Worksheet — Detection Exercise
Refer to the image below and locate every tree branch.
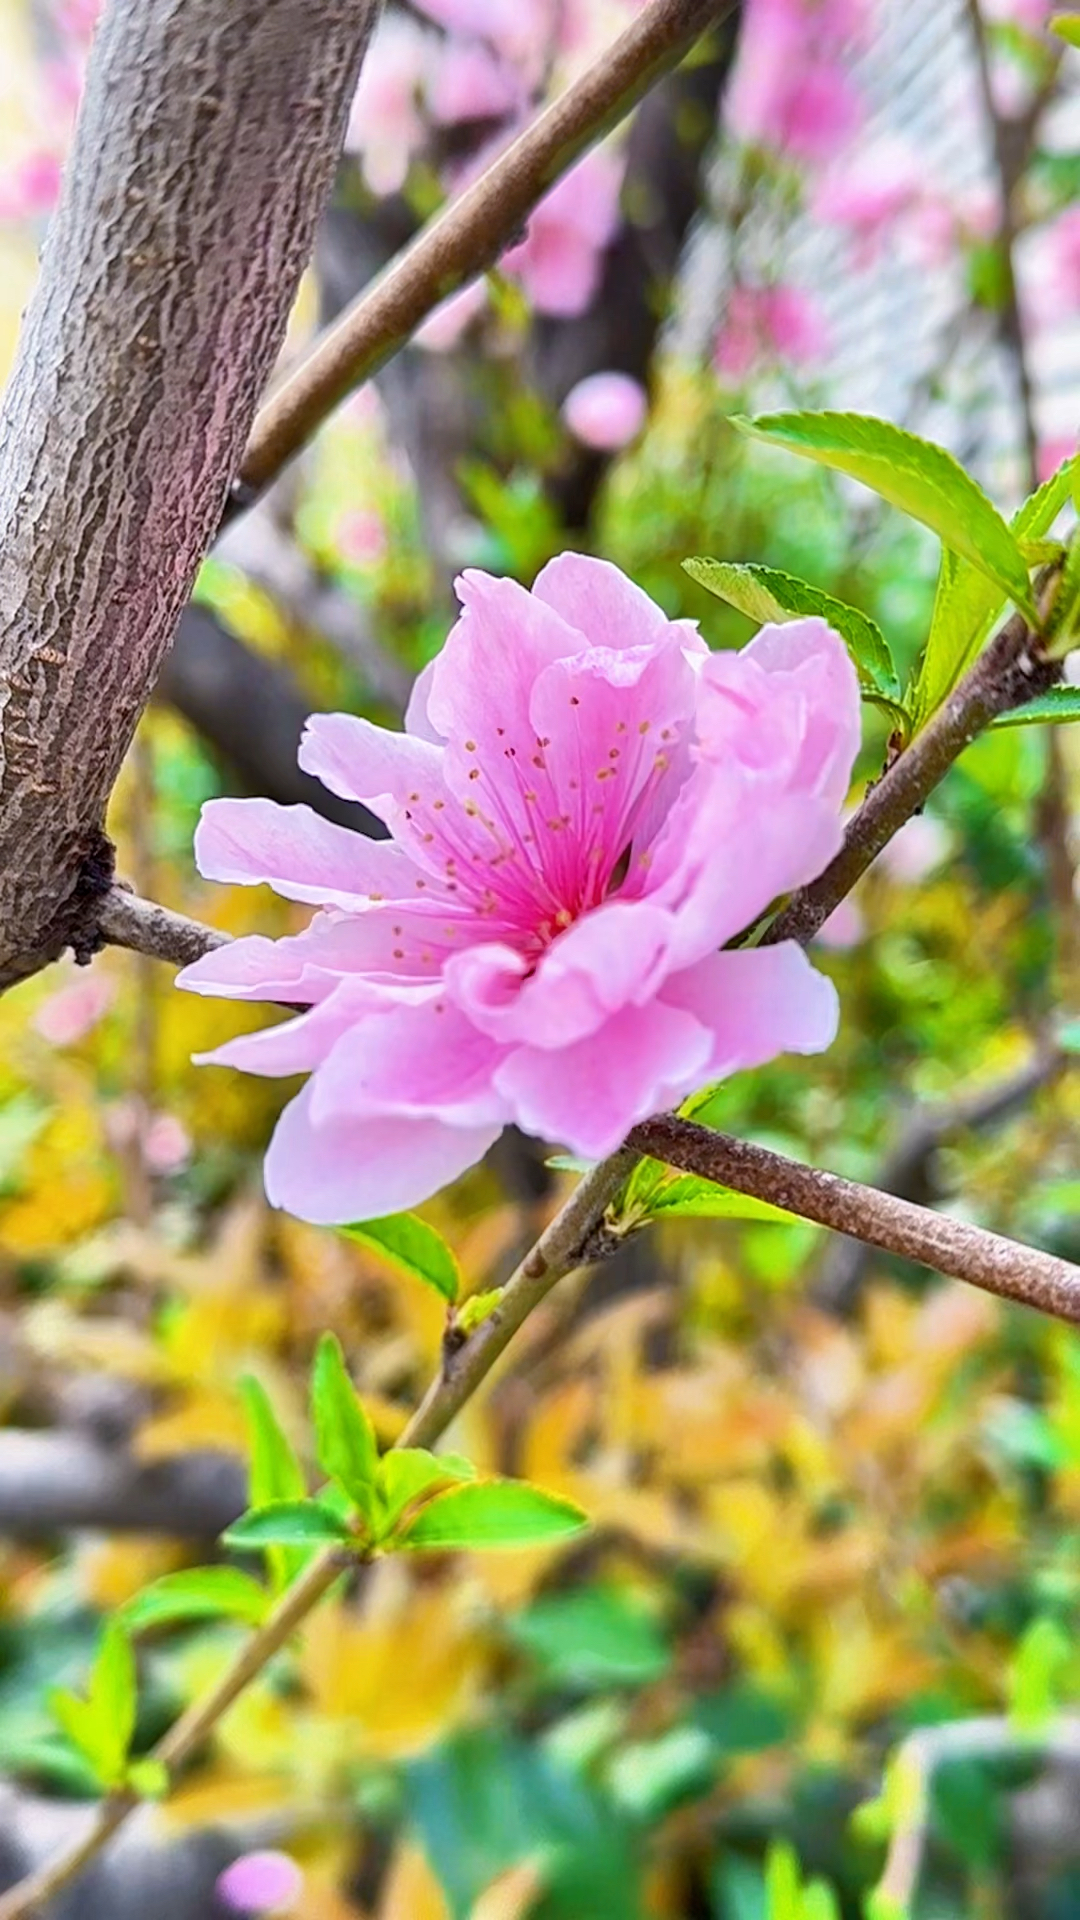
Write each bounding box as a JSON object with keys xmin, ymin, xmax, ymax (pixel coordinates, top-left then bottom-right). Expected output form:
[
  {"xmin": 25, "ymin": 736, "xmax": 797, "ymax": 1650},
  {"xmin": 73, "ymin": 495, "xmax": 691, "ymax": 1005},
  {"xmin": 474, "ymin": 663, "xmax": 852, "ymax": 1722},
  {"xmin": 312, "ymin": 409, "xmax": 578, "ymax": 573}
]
[
  {"xmin": 96, "ymin": 890, "xmax": 230, "ymax": 969},
  {"xmin": 231, "ymin": 0, "xmax": 739, "ymax": 510},
  {"xmin": 630, "ymin": 1115, "xmax": 1080, "ymax": 1322},
  {"xmin": 0, "ymin": 0, "xmax": 380, "ymax": 990}
]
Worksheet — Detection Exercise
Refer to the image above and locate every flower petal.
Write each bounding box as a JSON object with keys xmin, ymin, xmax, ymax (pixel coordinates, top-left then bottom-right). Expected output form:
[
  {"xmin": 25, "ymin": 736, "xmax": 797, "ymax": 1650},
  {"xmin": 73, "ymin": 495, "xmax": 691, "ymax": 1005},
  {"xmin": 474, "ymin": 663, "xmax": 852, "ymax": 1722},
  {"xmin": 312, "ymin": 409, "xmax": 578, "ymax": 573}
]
[
  {"xmin": 309, "ymin": 992, "xmax": 510, "ymax": 1128},
  {"xmin": 265, "ymin": 1081, "xmax": 500, "ymax": 1224},
  {"xmin": 532, "ymin": 552, "xmax": 704, "ymax": 658},
  {"xmin": 494, "ymin": 998, "xmax": 711, "ymax": 1159},
  {"xmin": 660, "ymin": 943, "xmax": 839, "ymax": 1077},
  {"xmin": 194, "ymin": 799, "xmax": 421, "ymax": 911}
]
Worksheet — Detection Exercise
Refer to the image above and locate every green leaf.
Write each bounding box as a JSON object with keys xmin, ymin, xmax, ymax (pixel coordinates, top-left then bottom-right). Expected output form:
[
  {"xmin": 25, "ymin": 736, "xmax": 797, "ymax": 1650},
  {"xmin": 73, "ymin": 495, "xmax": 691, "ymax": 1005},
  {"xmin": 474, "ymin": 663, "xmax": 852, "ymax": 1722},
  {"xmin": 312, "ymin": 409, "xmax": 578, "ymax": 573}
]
[
  {"xmin": 509, "ymin": 1584, "xmax": 671, "ymax": 1689},
  {"xmin": 239, "ymin": 1374, "xmax": 309, "ymax": 1591},
  {"xmin": 642, "ymin": 1172, "xmax": 795, "ymax": 1226},
  {"xmin": 377, "ymin": 1448, "xmax": 477, "ymax": 1529},
  {"xmin": 1008, "ymin": 1615, "xmax": 1071, "ymax": 1732},
  {"xmin": 1060, "ymin": 1019, "xmax": 1080, "ymax": 1054},
  {"xmin": 127, "ymin": 1757, "xmax": 170, "ymax": 1799},
  {"xmin": 1050, "ymin": 12, "xmax": 1080, "ymax": 47},
  {"xmin": 909, "ymin": 452, "xmax": 1077, "ymax": 728},
  {"xmin": 733, "ymin": 411, "xmax": 1034, "ymax": 616},
  {"xmin": 341, "ymin": 1212, "xmax": 460, "ymax": 1304},
  {"xmin": 396, "ymin": 1478, "xmax": 589, "ymax": 1552},
  {"xmin": 682, "ymin": 556, "xmax": 902, "ymax": 703},
  {"xmin": 311, "ymin": 1332, "xmax": 379, "ymax": 1518},
  {"xmin": 455, "ymin": 1287, "xmax": 504, "ymax": 1336},
  {"xmin": 991, "ymin": 686, "xmax": 1080, "ymax": 728},
  {"xmin": 764, "ymin": 1840, "xmax": 801, "ymax": 1920},
  {"xmin": 120, "ymin": 1567, "xmax": 270, "ymax": 1634},
  {"xmin": 51, "ymin": 1622, "xmax": 137, "ymax": 1788},
  {"xmin": 223, "ymin": 1499, "xmax": 355, "ymax": 1551}
]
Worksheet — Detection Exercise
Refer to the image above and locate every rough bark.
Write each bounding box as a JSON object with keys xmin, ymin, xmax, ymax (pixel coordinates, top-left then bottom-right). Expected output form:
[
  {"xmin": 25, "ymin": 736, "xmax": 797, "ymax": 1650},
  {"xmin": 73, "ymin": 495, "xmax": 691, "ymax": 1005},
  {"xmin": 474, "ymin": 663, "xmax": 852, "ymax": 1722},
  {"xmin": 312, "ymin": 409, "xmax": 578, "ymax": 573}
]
[{"xmin": 0, "ymin": 0, "xmax": 380, "ymax": 990}]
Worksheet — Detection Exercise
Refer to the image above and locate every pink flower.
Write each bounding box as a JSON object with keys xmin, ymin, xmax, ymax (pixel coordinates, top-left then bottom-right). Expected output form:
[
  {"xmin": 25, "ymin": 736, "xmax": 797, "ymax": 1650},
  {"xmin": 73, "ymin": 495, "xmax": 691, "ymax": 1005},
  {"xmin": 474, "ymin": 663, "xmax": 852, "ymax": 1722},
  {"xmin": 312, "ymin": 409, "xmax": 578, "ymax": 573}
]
[
  {"xmin": 1038, "ymin": 434, "xmax": 1078, "ymax": 482},
  {"xmin": 345, "ymin": 13, "xmax": 432, "ymax": 196},
  {"xmin": 180, "ymin": 560, "xmax": 859, "ymax": 1225},
  {"xmin": 562, "ymin": 372, "xmax": 648, "ymax": 450},
  {"xmin": 814, "ymin": 140, "xmax": 927, "ymax": 266},
  {"xmin": 726, "ymin": 0, "xmax": 864, "ymax": 165},
  {"xmin": 714, "ymin": 283, "xmax": 827, "ymax": 380},
  {"xmin": 428, "ymin": 40, "xmax": 523, "ymax": 124},
  {"xmin": 414, "ymin": 276, "xmax": 489, "ymax": 351},
  {"xmin": 34, "ymin": 973, "xmax": 115, "ymax": 1046},
  {"xmin": 503, "ymin": 147, "xmax": 624, "ymax": 317},
  {"xmin": 216, "ymin": 1851, "xmax": 303, "ymax": 1915},
  {"xmin": 0, "ymin": 152, "xmax": 64, "ymax": 222},
  {"xmin": 815, "ymin": 898, "xmax": 864, "ymax": 949}
]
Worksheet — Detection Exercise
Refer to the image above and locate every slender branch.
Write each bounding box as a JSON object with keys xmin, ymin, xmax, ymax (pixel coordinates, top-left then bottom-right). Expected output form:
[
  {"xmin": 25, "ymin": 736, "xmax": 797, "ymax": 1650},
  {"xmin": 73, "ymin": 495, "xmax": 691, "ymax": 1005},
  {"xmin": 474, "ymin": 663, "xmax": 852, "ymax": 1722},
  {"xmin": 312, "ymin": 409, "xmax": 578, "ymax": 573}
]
[
  {"xmin": 232, "ymin": 0, "xmax": 738, "ymax": 508},
  {"xmin": 0, "ymin": 1148, "xmax": 638, "ymax": 1920},
  {"xmin": 876, "ymin": 1716, "xmax": 1080, "ymax": 1911},
  {"xmin": 813, "ymin": 1039, "xmax": 1069, "ymax": 1313},
  {"xmin": 96, "ymin": 889, "xmax": 230, "ymax": 969},
  {"xmin": 763, "ymin": 603, "xmax": 1058, "ymax": 949},
  {"xmin": 630, "ymin": 1115, "xmax": 1080, "ymax": 1323}
]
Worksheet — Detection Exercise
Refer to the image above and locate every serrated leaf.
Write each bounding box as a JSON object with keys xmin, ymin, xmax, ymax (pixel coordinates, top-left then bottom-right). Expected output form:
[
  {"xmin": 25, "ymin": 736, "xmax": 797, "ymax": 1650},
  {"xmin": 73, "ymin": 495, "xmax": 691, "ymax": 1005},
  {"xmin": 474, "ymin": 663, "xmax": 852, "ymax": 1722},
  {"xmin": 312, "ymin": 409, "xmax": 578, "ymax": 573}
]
[
  {"xmin": 311, "ymin": 1332, "xmax": 379, "ymax": 1519},
  {"xmin": 733, "ymin": 411, "xmax": 1035, "ymax": 616},
  {"xmin": 341, "ymin": 1212, "xmax": 460, "ymax": 1304},
  {"xmin": 223, "ymin": 1499, "xmax": 355, "ymax": 1551},
  {"xmin": 239, "ymin": 1375, "xmax": 308, "ymax": 1592},
  {"xmin": 120, "ymin": 1567, "xmax": 270, "ymax": 1634},
  {"xmin": 377, "ymin": 1448, "xmax": 477, "ymax": 1528},
  {"xmin": 683, "ymin": 556, "xmax": 902, "ymax": 701},
  {"xmin": 643, "ymin": 1172, "xmax": 796, "ymax": 1225},
  {"xmin": 1050, "ymin": 13, "xmax": 1080, "ymax": 47},
  {"xmin": 395, "ymin": 1478, "xmax": 589, "ymax": 1552},
  {"xmin": 991, "ymin": 686, "xmax": 1080, "ymax": 727}
]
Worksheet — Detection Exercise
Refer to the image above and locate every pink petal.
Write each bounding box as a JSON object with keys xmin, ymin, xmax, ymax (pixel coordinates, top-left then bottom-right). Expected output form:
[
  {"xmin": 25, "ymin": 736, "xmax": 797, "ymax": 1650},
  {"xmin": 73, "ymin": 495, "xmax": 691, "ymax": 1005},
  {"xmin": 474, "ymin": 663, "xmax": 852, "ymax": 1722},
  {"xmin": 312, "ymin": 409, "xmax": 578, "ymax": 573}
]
[
  {"xmin": 660, "ymin": 943, "xmax": 839, "ymax": 1077},
  {"xmin": 494, "ymin": 998, "xmax": 712, "ymax": 1159},
  {"xmin": 217, "ymin": 1851, "xmax": 303, "ymax": 1915},
  {"xmin": 265, "ymin": 1082, "xmax": 500, "ymax": 1223},
  {"xmin": 195, "ymin": 981, "xmax": 392, "ymax": 1076},
  {"xmin": 734, "ymin": 617, "xmax": 862, "ymax": 807},
  {"xmin": 194, "ymin": 799, "xmax": 422, "ymax": 911},
  {"xmin": 309, "ymin": 991, "xmax": 509, "ymax": 1128},
  {"xmin": 445, "ymin": 899, "xmax": 676, "ymax": 1047},
  {"xmin": 532, "ymin": 553, "xmax": 703, "ymax": 657}
]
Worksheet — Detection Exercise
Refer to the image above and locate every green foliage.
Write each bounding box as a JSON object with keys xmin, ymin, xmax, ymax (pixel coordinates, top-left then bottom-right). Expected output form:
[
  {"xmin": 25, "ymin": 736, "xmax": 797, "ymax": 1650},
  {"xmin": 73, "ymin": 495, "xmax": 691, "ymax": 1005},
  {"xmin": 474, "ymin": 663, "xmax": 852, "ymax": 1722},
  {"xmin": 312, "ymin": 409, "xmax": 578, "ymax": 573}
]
[
  {"xmin": 1050, "ymin": 12, "xmax": 1080, "ymax": 47},
  {"xmin": 396, "ymin": 1479, "xmax": 589, "ymax": 1551},
  {"xmin": 240, "ymin": 1374, "xmax": 308, "ymax": 1591},
  {"xmin": 1008, "ymin": 1615, "xmax": 1072, "ymax": 1731},
  {"xmin": 311, "ymin": 1331, "xmax": 379, "ymax": 1520},
  {"xmin": 120, "ymin": 1568, "xmax": 271, "ymax": 1633},
  {"xmin": 223, "ymin": 1499, "xmax": 355, "ymax": 1549},
  {"xmin": 508, "ymin": 1584, "xmax": 671, "ymax": 1690},
  {"xmin": 991, "ymin": 686, "xmax": 1080, "ymax": 727},
  {"xmin": 49, "ymin": 1622, "xmax": 138, "ymax": 1790},
  {"xmin": 376, "ymin": 1448, "xmax": 477, "ymax": 1528},
  {"xmin": 683, "ymin": 556, "xmax": 905, "ymax": 723},
  {"xmin": 618, "ymin": 1153, "xmax": 794, "ymax": 1227},
  {"xmin": 341, "ymin": 1211, "xmax": 461, "ymax": 1303},
  {"xmin": 732, "ymin": 411, "xmax": 1035, "ymax": 617}
]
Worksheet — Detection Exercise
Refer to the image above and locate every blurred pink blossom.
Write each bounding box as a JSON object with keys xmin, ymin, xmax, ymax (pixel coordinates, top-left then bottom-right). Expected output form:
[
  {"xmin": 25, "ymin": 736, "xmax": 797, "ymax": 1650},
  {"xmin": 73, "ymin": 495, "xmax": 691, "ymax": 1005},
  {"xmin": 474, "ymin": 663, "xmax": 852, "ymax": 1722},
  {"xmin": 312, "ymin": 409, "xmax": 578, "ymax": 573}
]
[
  {"xmin": 562, "ymin": 372, "xmax": 648, "ymax": 449},
  {"xmin": 503, "ymin": 147, "xmax": 623, "ymax": 317},
  {"xmin": 414, "ymin": 276, "xmax": 489, "ymax": 350},
  {"xmin": 714, "ymin": 283, "xmax": 827, "ymax": 380},
  {"xmin": 33, "ymin": 973, "xmax": 115, "ymax": 1046},
  {"xmin": 345, "ymin": 13, "xmax": 432, "ymax": 196},
  {"xmin": 876, "ymin": 815, "xmax": 951, "ymax": 884},
  {"xmin": 816, "ymin": 899, "xmax": 865, "ymax": 949},
  {"xmin": 428, "ymin": 40, "xmax": 523, "ymax": 124},
  {"xmin": 814, "ymin": 139, "xmax": 926, "ymax": 265},
  {"xmin": 0, "ymin": 152, "xmax": 64, "ymax": 222},
  {"xmin": 143, "ymin": 1113, "xmax": 193, "ymax": 1176},
  {"xmin": 180, "ymin": 556, "xmax": 858, "ymax": 1222},
  {"xmin": 1038, "ymin": 434, "xmax": 1078, "ymax": 482},
  {"xmin": 216, "ymin": 1851, "xmax": 303, "ymax": 1915},
  {"xmin": 338, "ymin": 509, "xmax": 387, "ymax": 566},
  {"xmin": 727, "ymin": 0, "xmax": 865, "ymax": 165}
]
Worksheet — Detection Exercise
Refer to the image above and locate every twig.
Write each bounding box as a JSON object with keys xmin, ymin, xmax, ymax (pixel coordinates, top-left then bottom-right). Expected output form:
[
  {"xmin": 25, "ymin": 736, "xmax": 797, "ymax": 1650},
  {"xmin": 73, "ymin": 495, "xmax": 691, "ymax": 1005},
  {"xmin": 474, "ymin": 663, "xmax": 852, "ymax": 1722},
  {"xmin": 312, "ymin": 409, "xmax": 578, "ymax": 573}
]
[
  {"xmin": 876, "ymin": 1716, "xmax": 1080, "ymax": 1911},
  {"xmin": 630, "ymin": 1115, "xmax": 1080, "ymax": 1322},
  {"xmin": 763, "ymin": 603, "xmax": 1058, "ymax": 949},
  {"xmin": 0, "ymin": 1149, "xmax": 638, "ymax": 1920},
  {"xmin": 95, "ymin": 889, "xmax": 229, "ymax": 968},
  {"xmin": 813, "ymin": 1040, "xmax": 1069, "ymax": 1313},
  {"xmin": 232, "ymin": 0, "xmax": 738, "ymax": 508}
]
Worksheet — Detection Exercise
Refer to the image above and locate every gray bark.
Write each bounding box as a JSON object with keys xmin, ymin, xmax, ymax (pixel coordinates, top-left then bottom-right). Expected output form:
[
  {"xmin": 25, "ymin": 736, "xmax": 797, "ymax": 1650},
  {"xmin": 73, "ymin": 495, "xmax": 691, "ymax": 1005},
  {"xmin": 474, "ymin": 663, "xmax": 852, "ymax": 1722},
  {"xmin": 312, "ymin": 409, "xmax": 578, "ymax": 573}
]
[{"xmin": 0, "ymin": 0, "xmax": 381, "ymax": 990}]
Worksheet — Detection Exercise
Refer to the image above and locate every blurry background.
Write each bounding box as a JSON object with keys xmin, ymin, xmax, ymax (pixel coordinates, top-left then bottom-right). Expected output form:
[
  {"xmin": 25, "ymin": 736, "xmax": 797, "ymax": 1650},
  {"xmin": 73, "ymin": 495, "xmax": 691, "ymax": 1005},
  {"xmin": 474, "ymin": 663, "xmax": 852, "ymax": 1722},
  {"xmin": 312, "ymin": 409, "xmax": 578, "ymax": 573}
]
[{"xmin": 0, "ymin": 0, "xmax": 1079, "ymax": 1914}]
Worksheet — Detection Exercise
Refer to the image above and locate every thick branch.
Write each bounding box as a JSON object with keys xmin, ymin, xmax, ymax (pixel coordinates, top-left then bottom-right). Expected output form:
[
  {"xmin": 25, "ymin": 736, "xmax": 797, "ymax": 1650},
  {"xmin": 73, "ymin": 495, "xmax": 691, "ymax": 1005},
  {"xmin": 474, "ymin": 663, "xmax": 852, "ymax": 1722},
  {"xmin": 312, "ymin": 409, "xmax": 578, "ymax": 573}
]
[
  {"xmin": 233, "ymin": 0, "xmax": 738, "ymax": 507},
  {"xmin": 631, "ymin": 1115, "xmax": 1080, "ymax": 1323},
  {"xmin": 0, "ymin": 0, "xmax": 380, "ymax": 990}
]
